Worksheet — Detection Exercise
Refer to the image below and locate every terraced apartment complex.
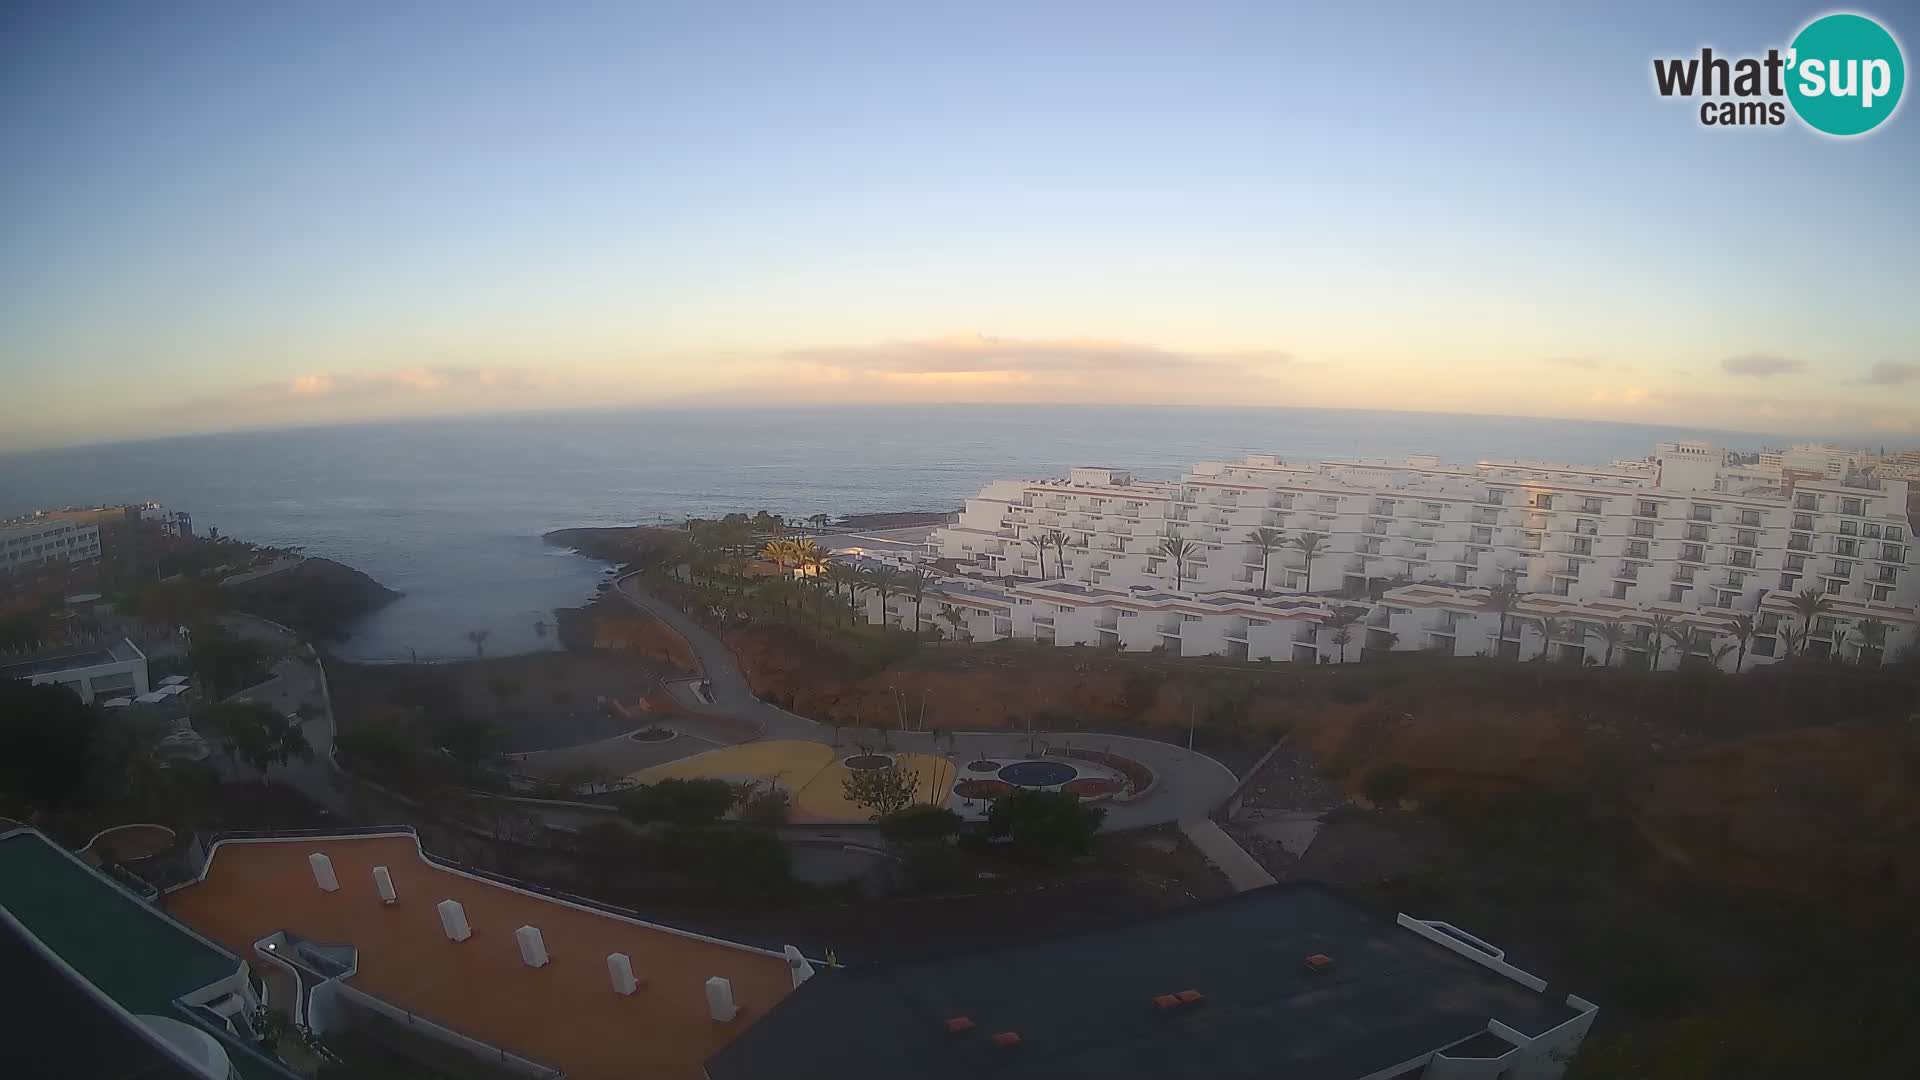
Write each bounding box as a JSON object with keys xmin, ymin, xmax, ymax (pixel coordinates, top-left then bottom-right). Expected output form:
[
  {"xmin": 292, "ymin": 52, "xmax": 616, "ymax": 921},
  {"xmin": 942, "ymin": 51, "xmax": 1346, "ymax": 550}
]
[{"xmin": 912, "ymin": 441, "xmax": 1917, "ymax": 668}]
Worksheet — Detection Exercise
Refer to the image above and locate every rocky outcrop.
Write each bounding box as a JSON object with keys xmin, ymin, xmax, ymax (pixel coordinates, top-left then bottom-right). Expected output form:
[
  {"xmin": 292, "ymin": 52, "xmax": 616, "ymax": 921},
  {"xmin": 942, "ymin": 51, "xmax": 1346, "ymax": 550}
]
[
  {"xmin": 557, "ymin": 600, "xmax": 700, "ymax": 674},
  {"xmin": 224, "ymin": 557, "xmax": 398, "ymax": 641},
  {"xmin": 542, "ymin": 525, "xmax": 683, "ymax": 564}
]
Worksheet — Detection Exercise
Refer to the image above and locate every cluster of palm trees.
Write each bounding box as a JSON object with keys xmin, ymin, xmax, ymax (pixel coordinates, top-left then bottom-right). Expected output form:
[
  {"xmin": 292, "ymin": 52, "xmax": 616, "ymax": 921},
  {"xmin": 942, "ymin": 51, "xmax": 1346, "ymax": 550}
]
[
  {"xmin": 1494, "ymin": 585, "xmax": 1889, "ymax": 671},
  {"xmin": 1147, "ymin": 527, "xmax": 1330, "ymax": 595},
  {"xmin": 759, "ymin": 539, "xmax": 940, "ymax": 635},
  {"xmin": 1023, "ymin": 528, "xmax": 1077, "ymax": 579}
]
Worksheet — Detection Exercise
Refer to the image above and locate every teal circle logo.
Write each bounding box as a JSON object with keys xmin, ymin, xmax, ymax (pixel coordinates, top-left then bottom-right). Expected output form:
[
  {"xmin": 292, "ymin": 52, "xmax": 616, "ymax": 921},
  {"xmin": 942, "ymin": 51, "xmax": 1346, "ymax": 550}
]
[{"xmin": 1786, "ymin": 13, "xmax": 1905, "ymax": 136}]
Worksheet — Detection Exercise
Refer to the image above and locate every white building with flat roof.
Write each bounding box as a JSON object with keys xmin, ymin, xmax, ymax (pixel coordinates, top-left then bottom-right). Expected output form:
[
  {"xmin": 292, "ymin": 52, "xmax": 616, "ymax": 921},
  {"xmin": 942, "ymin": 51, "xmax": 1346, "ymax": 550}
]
[
  {"xmin": 902, "ymin": 442, "xmax": 1918, "ymax": 669},
  {"xmin": 0, "ymin": 518, "xmax": 101, "ymax": 574},
  {"xmin": 0, "ymin": 637, "xmax": 149, "ymax": 703}
]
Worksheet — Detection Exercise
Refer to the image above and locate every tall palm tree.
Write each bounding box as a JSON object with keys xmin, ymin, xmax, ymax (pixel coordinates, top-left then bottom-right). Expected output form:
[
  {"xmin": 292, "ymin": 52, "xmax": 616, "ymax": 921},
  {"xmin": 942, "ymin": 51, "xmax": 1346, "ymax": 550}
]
[
  {"xmin": 1646, "ymin": 613, "xmax": 1675, "ymax": 670},
  {"xmin": 1851, "ymin": 617, "xmax": 1889, "ymax": 666},
  {"xmin": 838, "ymin": 564, "xmax": 866, "ymax": 624},
  {"xmin": 1023, "ymin": 533, "xmax": 1049, "ymax": 578},
  {"xmin": 902, "ymin": 569, "xmax": 931, "ymax": 636},
  {"xmin": 1586, "ymin": 618, "xmax": 1627, "ymax": 668},
  {"xmin": 1245, "ymin": 527, "xmax": 1286, "ymax": 594},
  {"xmin": 1535, "ymin": 616, "xmax": 1566, "ymax": 661},
  {"xmin": 1290, "ymin": 531, "xmax": 1328, "ymax": 592},
  {"xmin": 1155, "ymin": 537, "xmax": 1201, "ymax": 590},
  {"xmin": 1727, "ymin": 613, "xmax": 1756, "ymax": 673},
  {"xmin": 1044, "ymin": 529, "xmax": 1071, "ymax": 581},
  {"xmin": 1787, "ymin": 587, "xmax": 1831, "ymax": 656},
  {"xmin": 867, "ymin": 565, "xmax": 904, "ymax": 627},
  {"xmin": 1662, "ymin": 622, "xmax": 1701, "ymax": 668},
  {"xmin": 1327, "ymin": 606, "xmax": 1364, "ymax": 662},
  {"xmin": 807, "ymin": 513, "xmax": 830, "ymax": 531},
  {"xmin": 761, "ymin": 538, "xmax": 796, "ymax": 571},
  {"xmin": 466, "ymin": 628, "xmax": 490, "ymax": 658},
  {"xmin": 1330, "ymin": 626, "xmax": 1354, "ymax": 663},
  {"xmin": 1485, "ymin": 583, "xmax": 1517, "ymax": 658}
]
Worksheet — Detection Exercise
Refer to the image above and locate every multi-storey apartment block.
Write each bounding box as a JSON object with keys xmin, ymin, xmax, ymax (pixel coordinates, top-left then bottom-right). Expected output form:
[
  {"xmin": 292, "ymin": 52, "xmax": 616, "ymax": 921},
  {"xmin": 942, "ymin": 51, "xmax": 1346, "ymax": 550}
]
[
  {"xmin": 898, "ymin": 442, "xmax": 1917, "ymax": 669},
  {"xmin": 0, "ymin": 517, "xmax": 102, "ymax": 574}
]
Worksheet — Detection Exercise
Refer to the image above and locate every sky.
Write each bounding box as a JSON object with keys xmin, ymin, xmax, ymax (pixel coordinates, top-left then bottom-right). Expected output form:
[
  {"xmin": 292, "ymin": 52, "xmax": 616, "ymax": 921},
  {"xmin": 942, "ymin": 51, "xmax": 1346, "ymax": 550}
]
[{"xmin": 2, "ymin": 0, "xmax": 1916, "ymax": 451}]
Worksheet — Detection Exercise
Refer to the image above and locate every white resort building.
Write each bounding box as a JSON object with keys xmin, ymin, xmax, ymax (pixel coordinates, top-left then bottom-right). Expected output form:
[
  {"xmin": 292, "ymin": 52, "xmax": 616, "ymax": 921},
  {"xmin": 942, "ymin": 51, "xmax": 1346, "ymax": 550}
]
[{"xmin": 853, "ymin": 441, "xmax": 1918, "ymax": 670}]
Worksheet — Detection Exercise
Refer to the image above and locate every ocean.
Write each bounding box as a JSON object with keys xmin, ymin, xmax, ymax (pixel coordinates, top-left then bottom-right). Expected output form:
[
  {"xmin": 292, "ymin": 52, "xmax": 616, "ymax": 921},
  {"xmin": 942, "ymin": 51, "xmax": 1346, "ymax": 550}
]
[{"xmin": 1, "ymin": 405, "xmax": 1781, "ymax": 661}]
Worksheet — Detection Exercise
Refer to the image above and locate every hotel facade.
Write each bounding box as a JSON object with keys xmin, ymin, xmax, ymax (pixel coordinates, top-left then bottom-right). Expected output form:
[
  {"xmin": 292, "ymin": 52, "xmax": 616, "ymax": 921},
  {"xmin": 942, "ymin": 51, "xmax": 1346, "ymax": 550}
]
[{"xmin": 897, "ymin": 441, "xmax": 1917, "ymax": 669}]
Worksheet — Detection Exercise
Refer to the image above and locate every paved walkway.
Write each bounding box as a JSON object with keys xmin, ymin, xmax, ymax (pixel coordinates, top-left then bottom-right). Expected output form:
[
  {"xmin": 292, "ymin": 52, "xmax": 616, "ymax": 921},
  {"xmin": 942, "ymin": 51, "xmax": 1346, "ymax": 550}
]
[
  {"xmin": 1180, "ymin": 819, "xmax": 1278, "ymax": 892},
  {"xmin": 612, "ymin": 575, "xmax": 1241, "ymax": 828}
]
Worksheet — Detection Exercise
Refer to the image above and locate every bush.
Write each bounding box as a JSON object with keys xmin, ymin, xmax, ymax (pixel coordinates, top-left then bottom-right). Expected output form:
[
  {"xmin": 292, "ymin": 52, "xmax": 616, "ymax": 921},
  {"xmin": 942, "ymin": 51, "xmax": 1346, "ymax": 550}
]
[
  {"xmin": 617, "ymin": 778, "xmax": 737, "ymax": 825},
  {"xmin": 1362, "ymin": 763, "xmax": 1413, "ymax": 806},
  {"xmin": 738, "ymin": 785, "xmax": 791, "ymax": 825},
  {"xmin": 986, "ymin": 790, "xmax": 1105, "ymax": 864},
  {"xmin": 879, "ymin": 805, "xmax": 962, "ymax": 843},
  {"xmin": 657, "ymin": 824, "xmax": 792, "ymax": 901}
]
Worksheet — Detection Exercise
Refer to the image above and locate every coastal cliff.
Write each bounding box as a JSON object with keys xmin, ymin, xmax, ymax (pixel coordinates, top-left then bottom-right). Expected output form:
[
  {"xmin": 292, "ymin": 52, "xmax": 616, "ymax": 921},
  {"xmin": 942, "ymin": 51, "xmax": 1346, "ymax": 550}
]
[
  {"xmin": 542, "ymin": 525, "xmax": 683, "ymax": 564},
  {"xmin": 224, "ymin": 557, "xmax": 400, "ymax": 641}
]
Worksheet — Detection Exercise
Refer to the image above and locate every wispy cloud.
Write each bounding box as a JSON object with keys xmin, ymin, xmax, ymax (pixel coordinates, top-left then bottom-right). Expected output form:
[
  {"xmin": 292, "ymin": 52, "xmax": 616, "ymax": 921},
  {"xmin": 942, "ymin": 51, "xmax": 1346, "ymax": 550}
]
[
  {"xmin": 1721, "ymin": 354, "xmax": 1804, "ymax": 377},
  {"xmin": 1863, "ymin": 361, "xmax": 1919, "ymax": 386}
]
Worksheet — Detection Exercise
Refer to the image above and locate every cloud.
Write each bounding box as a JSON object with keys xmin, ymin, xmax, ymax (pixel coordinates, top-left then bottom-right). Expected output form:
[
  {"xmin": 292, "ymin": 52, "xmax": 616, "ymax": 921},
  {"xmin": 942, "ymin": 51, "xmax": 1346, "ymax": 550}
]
[
  {"xmin": 783, "ymin": 333, "xmax": 1292, "ymax": 379},
  {"xmin": 265, "ymin": 365, "xmax": 546, "ymax": 402},
  {"xmin": 1863, "ymin": 361, "xmax": 1919, "ymax": 386},
  {"xmin": 1721, "ymin": 354, "xmax": 1804, "ymax": 377}
]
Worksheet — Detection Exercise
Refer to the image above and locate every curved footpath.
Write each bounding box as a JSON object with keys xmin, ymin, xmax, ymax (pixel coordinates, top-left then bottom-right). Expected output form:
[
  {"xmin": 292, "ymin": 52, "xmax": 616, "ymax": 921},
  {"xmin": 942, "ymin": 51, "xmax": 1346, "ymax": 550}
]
[{"xmin": 612, "ymin": 574, "xmax": 1240, "ymax": 829}]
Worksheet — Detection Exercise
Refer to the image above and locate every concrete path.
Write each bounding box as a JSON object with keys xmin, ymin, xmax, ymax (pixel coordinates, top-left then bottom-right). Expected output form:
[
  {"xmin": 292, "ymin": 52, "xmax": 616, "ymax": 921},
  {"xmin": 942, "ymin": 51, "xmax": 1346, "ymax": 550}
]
[
  {"xmin": 215, "ymin": 614, "xmax": 350, "ymax": 817},
  {"xmin": 1180, "ymin": 819, "xmax": 1278, "ymax": 892}
]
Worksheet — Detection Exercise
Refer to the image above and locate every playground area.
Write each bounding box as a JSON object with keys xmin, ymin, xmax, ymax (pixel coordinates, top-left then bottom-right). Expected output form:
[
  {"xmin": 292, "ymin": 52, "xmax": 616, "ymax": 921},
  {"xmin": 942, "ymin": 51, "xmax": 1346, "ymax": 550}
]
[{"xmin": 627, "ymin": 740, "xmax": 957, "ymax": 823}]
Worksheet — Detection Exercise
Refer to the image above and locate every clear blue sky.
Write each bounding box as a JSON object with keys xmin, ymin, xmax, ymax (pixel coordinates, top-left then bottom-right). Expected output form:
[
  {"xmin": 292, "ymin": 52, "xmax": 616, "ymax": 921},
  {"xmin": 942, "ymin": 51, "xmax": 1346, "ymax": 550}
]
[{"xmin": 2, "ymin": 0, "xmax": 1915, "ymax": 449}]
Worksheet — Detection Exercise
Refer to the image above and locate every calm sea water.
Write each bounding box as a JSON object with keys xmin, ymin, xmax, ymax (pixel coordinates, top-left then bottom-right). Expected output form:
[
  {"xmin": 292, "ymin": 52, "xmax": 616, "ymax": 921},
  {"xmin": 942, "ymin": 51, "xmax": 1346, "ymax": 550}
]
[{"xmin": 0, "ymin": 405, "xmax": 1779, "ymax": 661}]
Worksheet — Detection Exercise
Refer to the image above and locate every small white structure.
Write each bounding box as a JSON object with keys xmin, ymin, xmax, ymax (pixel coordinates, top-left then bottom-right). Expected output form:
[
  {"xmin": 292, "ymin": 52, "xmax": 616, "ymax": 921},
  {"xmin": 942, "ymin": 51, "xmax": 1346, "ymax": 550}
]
[
  {"xmin": 372, "ymin": 865, "xmax": 397, "ymax": 904},
  {"xmin": 307, "ymin": 853, "xmax": 338, "ymax": 892},
  {"xmin": 705, "ymin": 976, "xmax": 738, "ymax": 1021},
  {"xmin": 783, "ymin": 945, "xmax": 815, "ymax": 988},
  {"xmin": 515, "ymin": 925, "xmax": 549, "ymax": 968},
  {"xmin": 607, "ymin": 952, "xmax": 637, "ymax": 995},
  {"xmin": 437, "ymin": 899, "xmax": 471, "ymax": 942}
]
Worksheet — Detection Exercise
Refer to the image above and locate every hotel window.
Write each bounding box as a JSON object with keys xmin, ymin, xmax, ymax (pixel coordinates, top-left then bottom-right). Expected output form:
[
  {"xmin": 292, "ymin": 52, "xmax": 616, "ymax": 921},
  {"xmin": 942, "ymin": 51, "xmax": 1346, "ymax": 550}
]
[
  {"xmin": 1832, "ymin": 560, "xmax": 1854, "ymax": 577},
  {"xmin": 1422, "ymin": 503, "xmax": 1443, "ymax": 519},
  {"xmin": 1684, "ymin": 524, "xmax": 1707, "ymax": 541},
  {"xmin": 1824, "ymin": 578, "xmax": 1843, "ymax": 594},
  {"xmin": 1837, "ymin": 538, "xmax": 1858, "ymax": 557},
  {"xmin": 1627, "ymin": 541, "xmax": 1650, "ymax": 559},
  {"xmin": 1796, "ymin": 493, "xmax": 1818, "ymax": 510},
  {"xmin": 1535, "ymin": 494, "xmax": 1554, "ymax": 510},
  {"xmin": 1842, "ymin": 498, "xmax": 1864, "ymax": 516},
  {"xmin": 1681, "ymin": 544, "xmax": 1704, "ymax": 562},
  {"xmin": 1739, "ymin": 510, "xmax": 1762, "ymax": 527},
  {"xmin": 1690, "ymin": 504, "xmax": 1714, "ymax": 521},
  {"xmin": 1840, "ymin": 520, "xmax": 1859, "ymax": 536},
  {"xmin": 1734, "ymin": 530, "xmax": 1757, "ymax": 547},
  {"xmin": 1865, "ymin": 523, "xmax": 1881, "ymax": 539},
  {"xmin": 1792, "ymin": 513, "xmax": 1814, "ymax": 530},
  {"xmin": 1572, "ymin": 538, "xmax": 1592, "ymax": 555},
  {"xmin": 1612, "ymin": 582, "xmax": 1629, "ymax": 599},
  {"xmin": 1731, "ymin": 551, "xmax": 1753, "ymax": 568},
  {"xmin": 1718, "ymin": 590, "xmax": 1739, "ymax": 608},
  {"xmin": 1636, "ymin": 520, "xmax": 1659, "ymax": 538},
  {"xmin": 1889, "ymin": 527, "xmax": 1906, "ymax": 543},
  {"xmin": 1582, "ymin": 498, "xmax": 1604, "ymax": 514},
  {"xmin": 1668, "ymin": 585, "xmax": 1687, "ymax": 603},
  {"xmin": 1873, "ymin": 585, "xmax": 1894, "ymax": 601},
  {"xmin": 1788, "ymin": 533, "xmax": 1813, "ymax": 551},
  {"xmin": 1786, "ymin": 554, "xmax": 1806, "ymax": 571},
  {"xmin": 1637, "ymin": 500, "xmax": 1659, "ymax": 518},
  {"xmin": 1780, "ymin": 573, "xmax": 1799, "ymax": 591}
]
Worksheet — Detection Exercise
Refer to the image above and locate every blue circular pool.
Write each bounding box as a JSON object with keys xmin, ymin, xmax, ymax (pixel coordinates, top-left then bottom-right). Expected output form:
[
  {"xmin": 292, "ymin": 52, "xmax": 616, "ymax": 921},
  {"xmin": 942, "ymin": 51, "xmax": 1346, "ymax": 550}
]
[{"xmin": 997, "ymin": 760, "xmax": 1078, "ymax": 787}]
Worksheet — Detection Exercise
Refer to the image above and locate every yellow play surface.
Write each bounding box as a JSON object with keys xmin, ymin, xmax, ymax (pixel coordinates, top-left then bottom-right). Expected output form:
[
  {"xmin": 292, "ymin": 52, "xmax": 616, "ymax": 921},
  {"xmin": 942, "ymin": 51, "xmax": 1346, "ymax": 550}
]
[{"xmin": 628, "ymin": 739, "xmax": 956, "ymax": 822}]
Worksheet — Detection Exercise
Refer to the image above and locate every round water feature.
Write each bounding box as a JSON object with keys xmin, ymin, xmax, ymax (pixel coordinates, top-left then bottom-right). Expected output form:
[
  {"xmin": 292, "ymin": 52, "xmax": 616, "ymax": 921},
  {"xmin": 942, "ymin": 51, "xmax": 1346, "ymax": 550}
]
[
  {"xmin": 997, "ymin": 760, "xmax": 1078, "ymax": 787},
  {"xmin": 965, "ymin": 759, "xmax": 999, "ymax": 773},
  {"xmin": 844, "ymin": 754, "xmax": 894, "ymax": 771}
]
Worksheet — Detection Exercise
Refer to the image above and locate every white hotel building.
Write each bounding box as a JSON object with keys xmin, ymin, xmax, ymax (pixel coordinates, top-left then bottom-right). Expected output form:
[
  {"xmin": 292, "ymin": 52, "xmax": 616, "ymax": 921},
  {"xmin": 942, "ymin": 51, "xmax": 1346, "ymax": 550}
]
[
  {"xmin": 890, "ymin": 442, "xmax": 1917, "ymax": 669},
  {"xmin": 0, "ymin": 518, "xmax": 102, "ymax": 574}
]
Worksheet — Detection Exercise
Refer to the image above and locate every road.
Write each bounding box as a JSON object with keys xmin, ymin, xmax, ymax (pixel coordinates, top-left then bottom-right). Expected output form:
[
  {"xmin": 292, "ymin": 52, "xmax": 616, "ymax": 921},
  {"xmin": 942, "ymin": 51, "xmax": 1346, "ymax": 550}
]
[{"xmin": 611, "ymin": 573, "xmax": 1240, "ymax": 827}]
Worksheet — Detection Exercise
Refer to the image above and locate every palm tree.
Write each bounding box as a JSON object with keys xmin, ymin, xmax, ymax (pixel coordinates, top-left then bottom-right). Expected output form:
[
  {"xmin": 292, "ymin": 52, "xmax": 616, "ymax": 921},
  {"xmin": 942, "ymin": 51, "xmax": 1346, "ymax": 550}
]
[
  {"xmin": 867, "ymin": 565, "xmax": 904, "ymax": 627},
  {"xmin": 1023, "ymin": 533, "xmax": 1049, "ymax": 578},
  {"xmin": 1851, "ymin": 617, "xmax": 1889, "ymax": 666},
  {"xmin": 466, "ymin": 628, "xmax": 490, "ymax": 658},
  {"xmin": 1646, "ymin": 613, "xmax": 1675, "ymax": 670},
  {"xmin": 1586, "ymin": 618, "xmax": 1627, "ymax": 668},
  {"xmin": 761, "ymin": 538, "xmax": 796, "ymax": 572},
  {"xmin": 903, "ymin": 568, "xmax": 931, "ymax": 636},
  {"xmin": 1787, "ymin": 587, "xmax": 1831, "ymax": 656},
  {"xmin": 1326, "ymin": 607, "xmax": 1364, "ymax": 662},
  {"xmin": 808, "ymin": 513, "xmax": 830, "ymax": 531},
  {"xmin": 825, "ymin": 562, "xmax": 861, "ymax": 623},
  {"xmin": 1155, "ymin": 536, "xmax": 1201, "ymax": 590},
  {"xmin": 1662, "ymin": 621, "xmax": 1701, "ymax": 668},
  {"xmin": 1535, "ymin": 616, "xmax": 1566, "ymax": 661},
  {"xmin": 1046, "ymin": 529, "xmax": 1072, "ymax": 581},
  {"xmin": 1727, "ymin": 613, "xmax": 1755, "ymax": 673},
  {"xmin": 1289, "ymin": 531, "xmax": 1328, "ymax": 592},
  {"xmin": 1245, "ymin": 527, "xmax": 1286, "ymax": 594},
  {"xmin": 1485, "ymin": 583, "xmax": 1517, "ymax": 658},
  {"xmin": 940, "ymin": 604, "xmax": 970, "ymax": 642}
]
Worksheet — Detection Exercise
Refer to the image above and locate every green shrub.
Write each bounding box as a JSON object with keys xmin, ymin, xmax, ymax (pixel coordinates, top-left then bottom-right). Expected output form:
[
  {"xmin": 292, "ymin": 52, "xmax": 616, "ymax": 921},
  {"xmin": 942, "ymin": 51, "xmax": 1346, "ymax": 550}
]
[
  {"xmin": 617, "ymin": 778, "xmax": 737, "ymax": 825},
  {"xmin": 898, "ymin": 841, "xmax": 975, "ymax": 894},
  {"xmin": 738, "ymin": 785, "xmax": 791, "ymax": 825},
  {"xmin": 986, "ymin": 789, "xmax": 1105, "ymax": 864},
  {"xmin": 879, "ymin": 805, "xmax": 962, "ymax": 843}
]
